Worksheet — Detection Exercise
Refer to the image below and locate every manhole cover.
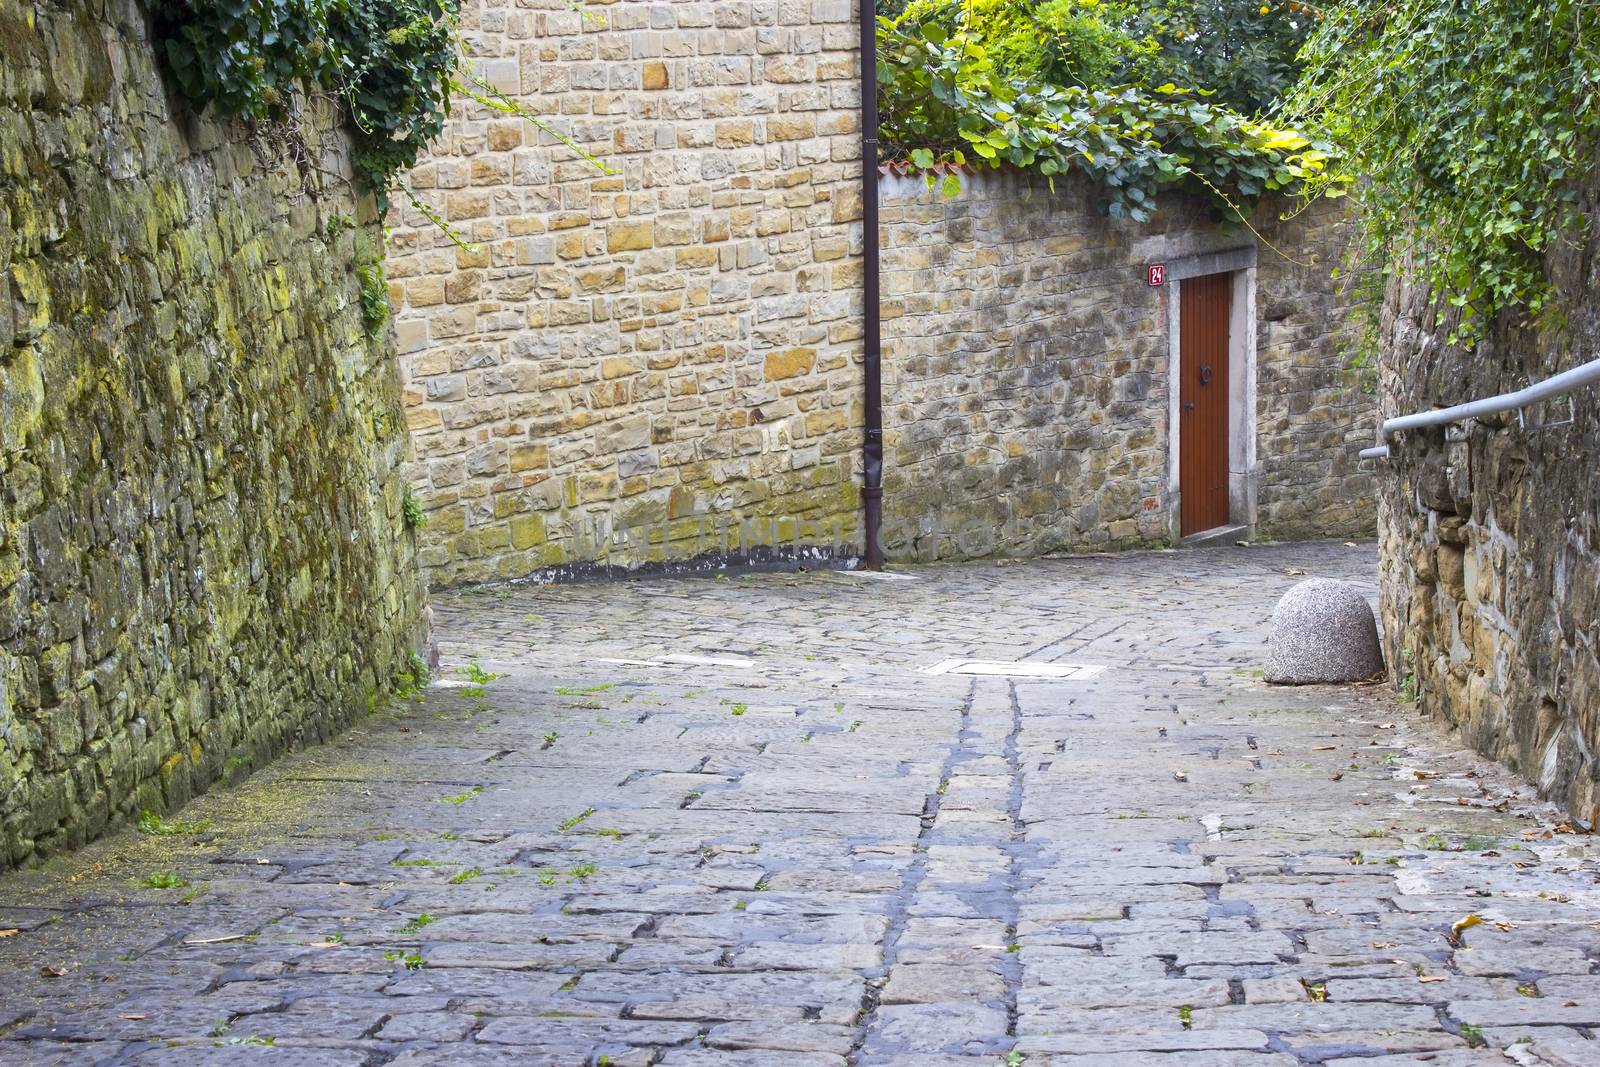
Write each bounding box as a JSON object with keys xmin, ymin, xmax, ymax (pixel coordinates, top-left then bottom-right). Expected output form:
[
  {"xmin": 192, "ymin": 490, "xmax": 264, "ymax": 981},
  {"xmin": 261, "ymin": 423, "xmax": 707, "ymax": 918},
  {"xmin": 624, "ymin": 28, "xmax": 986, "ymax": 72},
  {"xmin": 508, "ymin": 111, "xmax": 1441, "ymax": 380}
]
[{"xmin": 922, "ymin": 659, "xmax": 1106, "ymax": 679}]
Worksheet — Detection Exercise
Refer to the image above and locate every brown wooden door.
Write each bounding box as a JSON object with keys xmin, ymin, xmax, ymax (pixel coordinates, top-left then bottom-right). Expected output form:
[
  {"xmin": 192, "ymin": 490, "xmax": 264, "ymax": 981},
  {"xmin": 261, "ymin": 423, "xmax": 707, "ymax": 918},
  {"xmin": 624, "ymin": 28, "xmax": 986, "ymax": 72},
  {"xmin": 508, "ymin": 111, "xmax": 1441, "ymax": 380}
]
[{"xmin": 1179, "ymin": 272, "xmax": 1232, "ymax": 535}]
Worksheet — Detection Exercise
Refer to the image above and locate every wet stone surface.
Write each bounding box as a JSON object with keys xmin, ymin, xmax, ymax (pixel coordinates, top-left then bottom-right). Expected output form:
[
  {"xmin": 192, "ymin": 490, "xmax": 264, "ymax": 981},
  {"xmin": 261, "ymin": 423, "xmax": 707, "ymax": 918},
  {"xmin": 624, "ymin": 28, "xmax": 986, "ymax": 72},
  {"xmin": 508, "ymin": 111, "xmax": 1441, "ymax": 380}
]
[{"xmin": 1, "ymin": 543, "xmax": 1597, "ymax": 1066}]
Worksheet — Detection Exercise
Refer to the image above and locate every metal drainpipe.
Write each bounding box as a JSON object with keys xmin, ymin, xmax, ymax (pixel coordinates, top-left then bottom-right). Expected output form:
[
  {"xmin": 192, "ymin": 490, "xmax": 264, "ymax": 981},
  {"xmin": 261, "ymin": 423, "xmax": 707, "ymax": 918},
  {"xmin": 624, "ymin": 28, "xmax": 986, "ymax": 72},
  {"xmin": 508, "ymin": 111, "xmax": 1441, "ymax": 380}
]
[{"xmin": 859, "ymin": 0, "xmax": 884, "ymax": 570}]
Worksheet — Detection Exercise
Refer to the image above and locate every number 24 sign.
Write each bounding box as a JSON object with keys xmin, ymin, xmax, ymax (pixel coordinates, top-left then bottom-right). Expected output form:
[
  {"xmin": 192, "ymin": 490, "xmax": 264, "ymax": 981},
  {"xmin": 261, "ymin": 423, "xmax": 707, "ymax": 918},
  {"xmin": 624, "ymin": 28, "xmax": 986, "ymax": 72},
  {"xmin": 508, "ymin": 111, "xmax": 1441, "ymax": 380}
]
[{"xmin": 1147, "ymin": 264, "xmax": 1166, "ymax": 287}]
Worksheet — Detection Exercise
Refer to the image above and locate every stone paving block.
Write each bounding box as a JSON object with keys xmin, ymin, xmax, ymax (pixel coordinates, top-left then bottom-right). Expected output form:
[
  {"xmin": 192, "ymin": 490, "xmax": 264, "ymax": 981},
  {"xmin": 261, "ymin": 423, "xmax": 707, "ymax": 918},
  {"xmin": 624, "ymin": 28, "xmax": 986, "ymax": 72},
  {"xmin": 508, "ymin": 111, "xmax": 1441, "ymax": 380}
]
[
  {"xmin": 1020, "ymin": 978, "xmax": 1232, "ymax": 1011},
  {"xmin": 1190, "ymin": 1002, "xmax": 1440, "ymax": 1033},
  {"xmin": 1279, "ymin": 1030, "xmax": 1466, "ymax": 1058},
  {"xmin": 131, "ymin": 1048, "xmax": 373, "ymax": 1067},
  {"xmin": 869, "ymin": 1003, "xmax": 1011, "ymax": 1055},
  {"xmin": 1314, "ymin": 1054, "xmax": 1508, "ymax": 1066},
  {"xmin": 374, "ymin": 1011, "xmax": 477, "ymax": 1042},
  {"xmin": 1015, "ymin": 1028, "xmax": 1276, "ymax": 1054},
  {"xmin": 1455, "ymin": 946, "xmax": 1596, "ymax": 976},
  {"xmin": 1240, "ymin": 975, "xmax": 1310, "ymax": 1004},
  {"xmin": 657, "ymin": 1053, "xmax": 842, "ymax": 1066},
  {"xmin": 1515, "ymin": 1035, "xmax": 1600, "ymax": 1065},
  {"xmin": 1036, "ymin": 1056, "xmax": 1301, "ymax": 1067},
  {"xmin": 881, "ymin": 963, "xmax": 1007, "ymax": 1004},
  {"xmin": 1449, "ymin": 998, "xmax": 1600, "ymax": 1027}
]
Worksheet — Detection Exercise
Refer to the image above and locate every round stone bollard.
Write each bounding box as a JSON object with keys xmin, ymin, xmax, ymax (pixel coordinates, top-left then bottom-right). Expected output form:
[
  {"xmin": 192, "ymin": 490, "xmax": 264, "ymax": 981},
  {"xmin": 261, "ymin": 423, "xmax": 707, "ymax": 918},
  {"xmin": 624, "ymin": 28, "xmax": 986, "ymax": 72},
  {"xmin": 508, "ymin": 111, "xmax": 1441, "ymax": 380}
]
[{"xmin": 1265, "ymin": 578, "xmax": 1385, "ymax": 684}]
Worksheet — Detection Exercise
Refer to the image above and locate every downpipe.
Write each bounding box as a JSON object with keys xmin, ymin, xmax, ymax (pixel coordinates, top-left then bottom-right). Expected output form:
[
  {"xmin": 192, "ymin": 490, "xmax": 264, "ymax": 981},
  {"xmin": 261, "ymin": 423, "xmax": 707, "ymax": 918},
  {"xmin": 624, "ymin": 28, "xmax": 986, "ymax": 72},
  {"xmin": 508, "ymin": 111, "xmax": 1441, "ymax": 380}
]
[{"xmin": 859, "ymin": 0, "xmax": 884, "ymax": 570}]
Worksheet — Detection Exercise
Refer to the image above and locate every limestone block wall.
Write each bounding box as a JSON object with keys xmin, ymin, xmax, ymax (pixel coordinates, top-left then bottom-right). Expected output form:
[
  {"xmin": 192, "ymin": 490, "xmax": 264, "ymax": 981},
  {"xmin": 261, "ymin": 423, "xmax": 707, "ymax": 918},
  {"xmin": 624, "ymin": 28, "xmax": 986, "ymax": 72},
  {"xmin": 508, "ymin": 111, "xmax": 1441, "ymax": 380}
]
[
  {"xmin": 388, "ymin": 0, "xmax": 866, "ymax": 586},
  {"xmin": 877, "ymin": 170, "xmax": 1375, "ymax": 560},
  {"xmin": 392, "ymin": 3, "xmax": 1374, "ymax": 583},
  {"xmin": 0, "ymin": 0, "xmax": 429, "ymax": 867},
  {"xmin": 1375, "ymin": 183, "xmax": 1600, "ymax": 817}
]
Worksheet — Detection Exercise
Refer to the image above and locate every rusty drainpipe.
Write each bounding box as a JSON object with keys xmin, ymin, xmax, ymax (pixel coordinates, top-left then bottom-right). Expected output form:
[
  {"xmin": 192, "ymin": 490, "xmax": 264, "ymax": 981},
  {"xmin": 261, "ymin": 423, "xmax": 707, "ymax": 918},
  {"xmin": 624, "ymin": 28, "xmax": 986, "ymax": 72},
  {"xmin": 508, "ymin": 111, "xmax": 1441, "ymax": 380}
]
[{"xmin": 859, "ymin": 0, "xmax": 884, "ymax": 570}]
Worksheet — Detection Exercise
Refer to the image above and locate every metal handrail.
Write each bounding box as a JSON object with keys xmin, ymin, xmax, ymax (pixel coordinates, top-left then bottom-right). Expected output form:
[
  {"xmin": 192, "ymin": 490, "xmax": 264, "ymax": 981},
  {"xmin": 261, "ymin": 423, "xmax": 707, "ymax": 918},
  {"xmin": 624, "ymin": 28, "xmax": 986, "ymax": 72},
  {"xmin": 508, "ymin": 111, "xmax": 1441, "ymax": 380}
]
[{"xmin": 1359, "ymin": 355, "xmax": 1600, "ymax": 460}]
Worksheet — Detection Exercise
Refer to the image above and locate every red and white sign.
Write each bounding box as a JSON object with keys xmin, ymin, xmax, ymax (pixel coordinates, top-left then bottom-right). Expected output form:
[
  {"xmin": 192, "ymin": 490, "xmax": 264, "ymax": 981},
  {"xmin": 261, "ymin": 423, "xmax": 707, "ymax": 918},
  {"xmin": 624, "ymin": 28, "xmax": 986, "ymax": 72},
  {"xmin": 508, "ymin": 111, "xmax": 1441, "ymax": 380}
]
[{"xmin": 1147, "ymin": 264, "xmax": 1166, "ymax": 287}]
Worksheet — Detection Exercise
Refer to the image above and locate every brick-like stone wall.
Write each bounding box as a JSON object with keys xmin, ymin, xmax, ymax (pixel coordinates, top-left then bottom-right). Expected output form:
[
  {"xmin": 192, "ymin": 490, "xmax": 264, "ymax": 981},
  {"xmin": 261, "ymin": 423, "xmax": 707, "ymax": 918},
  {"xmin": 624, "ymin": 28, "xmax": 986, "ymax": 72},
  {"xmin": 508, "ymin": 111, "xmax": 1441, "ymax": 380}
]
[
  {"xmin": 1375, "ymin": 181, "xmax": 1600, "ymax": 818},
  {"xmin": 392, "ymin": 3, "xmax": 1373, "ymax": 583},
  {"xmin": 878, "ymin": 170, "xmax": 1375, "ymax": 559},
  {"xmin": 0, "ymin": 0, "xmax": 429, "ymax": 867},
  {"xmin": 389, "ymin": 0, "xmax": 866, "ymax": 585}
]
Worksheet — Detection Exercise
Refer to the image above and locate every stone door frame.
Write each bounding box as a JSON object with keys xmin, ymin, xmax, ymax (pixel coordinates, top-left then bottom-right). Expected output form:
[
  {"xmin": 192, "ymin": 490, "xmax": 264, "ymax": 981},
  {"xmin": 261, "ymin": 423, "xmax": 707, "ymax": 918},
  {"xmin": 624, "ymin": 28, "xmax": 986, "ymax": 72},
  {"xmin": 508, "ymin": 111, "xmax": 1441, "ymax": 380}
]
[{"xmin": 1163, "ymin": 246, "xmax": 1258, "ymax": 541}]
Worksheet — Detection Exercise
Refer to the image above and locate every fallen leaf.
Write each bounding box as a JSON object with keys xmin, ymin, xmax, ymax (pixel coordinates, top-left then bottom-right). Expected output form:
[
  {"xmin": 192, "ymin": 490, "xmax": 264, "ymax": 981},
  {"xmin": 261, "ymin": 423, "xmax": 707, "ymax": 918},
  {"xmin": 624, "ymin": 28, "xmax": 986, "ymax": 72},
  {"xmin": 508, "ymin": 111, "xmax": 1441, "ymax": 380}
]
[
  {"xmin": 1418, "ymin": 975, "xmax": 1449, "ymax": 983},
  {"xmin": 1344, "ymin": 542, "xmax": 1358, "ymax": 547},
  {"xmin": 254, "ymin": 858, "xmax": 270, "ymax": 865},
  {"xmin": 1173, "ymin": 772, "xmax": 1188, "ymax": 782},
  {"xmin": 1329, "ymin": 772, "xmax": 1344, "ymax": 781},
  {"xmin": 310, "ymin": 940, "xmax": 343, "ymax": 949},
  {"xmin": 183, "ymin": 934, "xmax": 249, "ymax": 945},
  {"xmin": 1313, "ymin": 746, "xmax": 1336, "ymax": 751},
  {"xmin": 1377, "ymin": 723, "xmax": 1396, "ymax": 730},
  {"xmin": 1413, "ymin": 770, "xmax": 1439, "ymax": 779},
  {"xmin": 1494, "ymin": 921, "xmax": 1516, "ymax": 931},
  {"xmin": 0, "ymin": 929, "xmax": 18, "ymax": 938},
  {"xmin": 1450, "ymin": 914, "xmax": 1482, "ymax": 943},
  {"xmin": 118, "ymin": 1013, "xmax": 147, "ymax": 1020},
  {"xmin": 39, "ymin": 964, "xmax": 68, "ymax": 978}
]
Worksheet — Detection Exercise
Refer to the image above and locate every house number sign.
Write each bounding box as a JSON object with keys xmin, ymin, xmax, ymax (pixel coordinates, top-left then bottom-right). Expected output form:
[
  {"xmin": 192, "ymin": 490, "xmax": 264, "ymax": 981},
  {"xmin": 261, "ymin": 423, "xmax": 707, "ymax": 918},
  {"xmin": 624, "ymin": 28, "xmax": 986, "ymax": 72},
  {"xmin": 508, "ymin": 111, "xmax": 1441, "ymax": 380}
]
[{"xmin": 1147, "ymin": 264, "xmax": 1166, "ymax": 287}]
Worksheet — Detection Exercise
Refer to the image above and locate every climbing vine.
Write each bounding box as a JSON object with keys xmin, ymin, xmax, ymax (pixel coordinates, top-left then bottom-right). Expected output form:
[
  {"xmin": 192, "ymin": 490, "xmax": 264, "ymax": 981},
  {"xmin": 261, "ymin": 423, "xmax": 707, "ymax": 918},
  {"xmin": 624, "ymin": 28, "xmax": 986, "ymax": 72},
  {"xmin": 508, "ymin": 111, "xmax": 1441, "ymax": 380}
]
[
  {"xmin": 878, "ymin": 0, "xmax": 1345, "ymax": 221},
  {"xmin": 150, "ymin": 0, "xmax": 458, "ymax": 205},
  {"xmin": 1282, "ymin": 0, "xmax": 1600, "ymax": 340},
  {"xmin": 148, "ymin": 0, "xmax": 607, "ymax": 216}
]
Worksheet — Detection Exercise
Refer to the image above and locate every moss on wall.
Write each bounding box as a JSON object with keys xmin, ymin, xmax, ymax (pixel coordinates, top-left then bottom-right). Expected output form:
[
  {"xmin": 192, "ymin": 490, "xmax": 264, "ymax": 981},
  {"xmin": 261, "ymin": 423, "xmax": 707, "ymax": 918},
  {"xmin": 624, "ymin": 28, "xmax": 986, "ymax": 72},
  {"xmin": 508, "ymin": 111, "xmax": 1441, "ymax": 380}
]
[{"xmin": 0, "ymin": 0, "xmax": 428, "ymax": 868}]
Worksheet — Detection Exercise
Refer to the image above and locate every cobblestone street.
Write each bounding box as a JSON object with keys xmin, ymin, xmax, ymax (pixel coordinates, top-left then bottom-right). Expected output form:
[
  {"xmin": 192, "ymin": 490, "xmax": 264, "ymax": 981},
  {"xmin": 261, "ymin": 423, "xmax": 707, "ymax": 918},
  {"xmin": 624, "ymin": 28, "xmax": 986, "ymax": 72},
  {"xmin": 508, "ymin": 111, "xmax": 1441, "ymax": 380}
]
[{"xmin": 2, "ymin": 542, "xmax": 1598, "ymax": 1066}]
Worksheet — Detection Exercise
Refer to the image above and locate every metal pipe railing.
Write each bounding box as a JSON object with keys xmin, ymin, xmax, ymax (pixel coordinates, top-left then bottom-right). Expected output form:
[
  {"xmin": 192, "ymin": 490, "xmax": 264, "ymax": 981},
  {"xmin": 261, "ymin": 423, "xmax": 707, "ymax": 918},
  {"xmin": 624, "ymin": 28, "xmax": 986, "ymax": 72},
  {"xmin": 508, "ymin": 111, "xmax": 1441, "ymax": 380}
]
[{"xmin": 1360, "ymin": 355, "xmax": 1600, "ymax": 460}]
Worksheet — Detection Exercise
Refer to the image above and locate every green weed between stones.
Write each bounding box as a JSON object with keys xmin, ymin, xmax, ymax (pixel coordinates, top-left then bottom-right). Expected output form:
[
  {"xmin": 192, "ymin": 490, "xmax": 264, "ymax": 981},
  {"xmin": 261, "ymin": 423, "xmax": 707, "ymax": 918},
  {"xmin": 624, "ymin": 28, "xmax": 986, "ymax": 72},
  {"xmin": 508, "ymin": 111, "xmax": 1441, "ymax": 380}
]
[
  {"xmin": 140, "ymin": 872, "xmax": 188, "ymax": 890},
  {"xmin": 402, "ymin": 484, "xmax": 427, "ymax": 530},
  {"xmin": 555, "ymin": 683, "xmax": 615, "ymax": 696},
  {"xmin": 398, "ymin": 913, "xmax": 437, "ymax": 935},
  {"xmin": 136, "ymin": 811, "xmax": 213, "ymax": 836},
  {"xmin": 559, "ymin": 808, "xmax": 596, "ymax": 832}
]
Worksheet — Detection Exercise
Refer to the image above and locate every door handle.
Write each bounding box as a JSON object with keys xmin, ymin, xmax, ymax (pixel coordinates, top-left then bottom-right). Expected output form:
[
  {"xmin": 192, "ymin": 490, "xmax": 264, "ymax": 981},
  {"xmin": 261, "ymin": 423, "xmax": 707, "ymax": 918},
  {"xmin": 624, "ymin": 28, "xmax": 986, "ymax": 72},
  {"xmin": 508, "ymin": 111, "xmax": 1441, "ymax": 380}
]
[
  {"xmin": 1182, "ymin": 402, "xmax": 1196, "ymax": 411},
  {"xmin": 1199, "ymin": 364, "xmax": 1214, "ymax": 385}
]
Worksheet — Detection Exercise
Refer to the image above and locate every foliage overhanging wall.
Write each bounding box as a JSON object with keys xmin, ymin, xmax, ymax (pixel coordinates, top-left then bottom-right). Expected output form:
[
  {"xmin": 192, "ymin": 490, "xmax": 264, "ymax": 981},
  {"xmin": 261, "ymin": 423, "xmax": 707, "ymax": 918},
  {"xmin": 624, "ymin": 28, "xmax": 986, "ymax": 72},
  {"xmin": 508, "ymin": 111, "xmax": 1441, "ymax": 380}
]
[{"xmin": 0, "ymin": 0, "xmax": 429, "ymax": 867}]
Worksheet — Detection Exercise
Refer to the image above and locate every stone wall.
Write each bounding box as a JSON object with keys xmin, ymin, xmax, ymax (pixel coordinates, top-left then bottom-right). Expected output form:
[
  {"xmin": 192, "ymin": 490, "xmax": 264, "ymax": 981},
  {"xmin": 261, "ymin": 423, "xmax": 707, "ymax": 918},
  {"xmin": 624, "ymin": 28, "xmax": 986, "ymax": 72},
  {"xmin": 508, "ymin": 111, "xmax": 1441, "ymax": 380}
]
[
  {"xmin": 0, "ymin": 0, "xmax": 429, "ymax": 867},
  {"xmin": 392, "ymin": 2, "xmax": 1374, "ymax": 584},
  {"xmin": 389, "ymin": 0, "xmax": 866, "ymax": 585},
  {"xmin": 875, "ymin": 170, "xmax": 1373, "ymax": 559},
  {"xmin": 1376, "ymin": 186, "xmax": 1600, "ymax": 818}
]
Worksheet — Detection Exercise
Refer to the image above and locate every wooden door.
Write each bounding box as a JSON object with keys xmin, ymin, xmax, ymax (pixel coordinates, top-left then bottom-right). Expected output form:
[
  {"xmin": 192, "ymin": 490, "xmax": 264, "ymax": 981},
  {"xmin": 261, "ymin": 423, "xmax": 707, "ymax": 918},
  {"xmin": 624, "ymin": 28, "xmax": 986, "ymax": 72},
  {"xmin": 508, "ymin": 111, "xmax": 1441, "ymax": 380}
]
[{"xmin": 1179, "ymin": 272, "xmax": 1232, "ymax": 535}]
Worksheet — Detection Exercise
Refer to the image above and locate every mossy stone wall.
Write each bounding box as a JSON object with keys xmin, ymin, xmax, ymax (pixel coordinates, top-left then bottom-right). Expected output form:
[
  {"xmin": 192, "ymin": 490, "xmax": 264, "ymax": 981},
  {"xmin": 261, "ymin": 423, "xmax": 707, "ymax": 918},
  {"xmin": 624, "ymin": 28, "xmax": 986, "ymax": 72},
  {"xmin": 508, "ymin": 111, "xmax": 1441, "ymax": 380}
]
[
  {"xmin": 1376, "ymin": 173, "xmax": 1600, "ymax": 819},
  {"xmin": 0, "ymin": 0, "xmax": 428, "ymax": 868}
]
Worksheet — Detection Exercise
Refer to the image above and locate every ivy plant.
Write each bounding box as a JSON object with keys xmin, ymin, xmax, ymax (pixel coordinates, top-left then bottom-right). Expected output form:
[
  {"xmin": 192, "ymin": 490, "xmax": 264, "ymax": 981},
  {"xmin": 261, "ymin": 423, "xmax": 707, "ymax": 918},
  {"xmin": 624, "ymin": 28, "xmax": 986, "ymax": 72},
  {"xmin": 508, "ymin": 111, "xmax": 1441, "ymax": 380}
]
[
  {"xmin": 1283, "ymin": 0, "xmax": 1600, "ymax": 340},
  {"xmin": 150, "ymin": 0, "xmax": 459, "ymax": 208},
  {"xmin": 878, "ymin": 2, "xmax": 1345, "ymax": 221},
  {"xmin": 148, "ymin": 0, "xmax": 608, "ymax": 218}
]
